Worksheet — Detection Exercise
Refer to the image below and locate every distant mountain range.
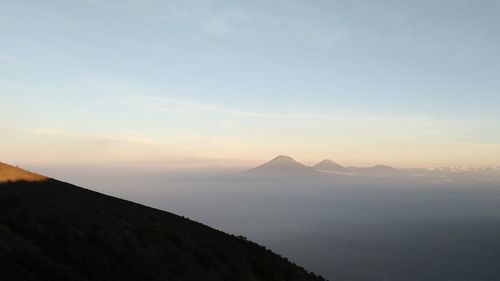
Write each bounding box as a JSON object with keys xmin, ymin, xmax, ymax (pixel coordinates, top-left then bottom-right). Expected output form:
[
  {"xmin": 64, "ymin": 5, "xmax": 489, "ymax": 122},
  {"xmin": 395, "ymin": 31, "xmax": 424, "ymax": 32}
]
[
  {"xmin": 0, "ymin": 162, "xmax": 325, "ymax": 281},
  {"xmin": 313, "ymin": 159, "xmax": 346, "ymax": 172},
  {"xmin": 247, "ymin": 155, "xmax": 400, "ymax": 176},
  {"xmin": 248, "ymin": 155, "xmax": 319, "ymax": 175}
]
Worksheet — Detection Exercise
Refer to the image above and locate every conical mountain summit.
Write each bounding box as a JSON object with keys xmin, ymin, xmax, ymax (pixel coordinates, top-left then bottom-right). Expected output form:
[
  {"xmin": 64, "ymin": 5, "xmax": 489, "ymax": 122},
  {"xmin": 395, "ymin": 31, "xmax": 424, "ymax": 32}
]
[{"xmin": 248, "ymin": 155, "xmax": 317, "ymax": 174}]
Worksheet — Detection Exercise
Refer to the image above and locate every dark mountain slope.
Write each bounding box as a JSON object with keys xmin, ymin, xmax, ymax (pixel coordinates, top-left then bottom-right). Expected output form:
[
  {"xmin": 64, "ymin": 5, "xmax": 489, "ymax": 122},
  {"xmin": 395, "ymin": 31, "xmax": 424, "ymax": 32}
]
[{"xmin": 0, "ymin": 166, "xmax": 326, "ymax": 281}]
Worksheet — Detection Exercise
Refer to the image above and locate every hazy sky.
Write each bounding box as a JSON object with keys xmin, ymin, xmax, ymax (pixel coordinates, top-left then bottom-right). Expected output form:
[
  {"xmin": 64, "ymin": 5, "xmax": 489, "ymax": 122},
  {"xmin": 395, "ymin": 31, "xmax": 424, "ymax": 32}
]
[{"xmin": 1, "ymin": 0, "xmax": 500, "ymax": 168}]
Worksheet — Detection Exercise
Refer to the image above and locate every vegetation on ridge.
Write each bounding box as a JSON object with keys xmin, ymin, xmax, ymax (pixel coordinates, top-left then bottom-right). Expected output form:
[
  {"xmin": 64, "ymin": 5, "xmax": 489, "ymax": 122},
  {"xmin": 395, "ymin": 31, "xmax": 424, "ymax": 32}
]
[{"xmin": 0, "ymin": 176, "xmax": 326, "ymax": 281}]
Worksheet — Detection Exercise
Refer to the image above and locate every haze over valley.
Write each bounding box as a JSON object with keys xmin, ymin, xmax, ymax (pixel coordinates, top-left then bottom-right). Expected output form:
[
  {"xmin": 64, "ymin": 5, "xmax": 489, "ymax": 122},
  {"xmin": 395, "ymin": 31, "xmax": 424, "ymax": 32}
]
[
  {"xmin": 24, "ymin": 156, "xmax": 500, "ymax": 281},
  {"xmin": 2, "ymin": 0, "xmax": 500, "ymax": 280}
]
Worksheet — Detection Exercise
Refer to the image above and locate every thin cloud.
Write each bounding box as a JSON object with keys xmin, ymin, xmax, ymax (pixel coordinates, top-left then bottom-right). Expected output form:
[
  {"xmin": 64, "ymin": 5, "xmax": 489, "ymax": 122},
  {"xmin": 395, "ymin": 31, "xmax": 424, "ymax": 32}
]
[
  {"xmin": 119, "ymin": 95, "xmax": 299, "ymax": 119},
  {"xmin": 119, "ymin": 94, "xmax": 474, "ymax": 127},
  {"xmin": 32, "ymin": 128, "xmax": 156, "ymax": 145},
  {"xmin": 0, "ymin": 54, "xmax": 25, "ymax": 65},
  {"xmin": 116, "ymin": 94, "xmax": 500, "ymax": 149},
  {"xmin": 79, "ymin": 0, "xmax": 248, "ymax": 39}
]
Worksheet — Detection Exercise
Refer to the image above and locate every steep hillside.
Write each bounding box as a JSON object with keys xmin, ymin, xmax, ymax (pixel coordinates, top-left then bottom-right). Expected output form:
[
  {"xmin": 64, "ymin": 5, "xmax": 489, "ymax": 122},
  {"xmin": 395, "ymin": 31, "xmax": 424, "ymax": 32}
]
[
  {"xmin": 0, "ymin": 162, "xmax": 47, "ymax": 183},
  {"xmin": 0, "ymin": 163, "xmax": 326, "ymax": 281}
]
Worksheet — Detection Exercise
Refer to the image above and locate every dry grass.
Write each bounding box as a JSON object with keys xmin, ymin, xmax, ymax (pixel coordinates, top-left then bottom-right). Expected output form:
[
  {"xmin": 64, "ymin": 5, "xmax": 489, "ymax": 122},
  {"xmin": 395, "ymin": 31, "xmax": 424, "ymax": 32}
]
[{"xmin": 0, "ymin": 162, "xmax": 47, "ymax": 183}]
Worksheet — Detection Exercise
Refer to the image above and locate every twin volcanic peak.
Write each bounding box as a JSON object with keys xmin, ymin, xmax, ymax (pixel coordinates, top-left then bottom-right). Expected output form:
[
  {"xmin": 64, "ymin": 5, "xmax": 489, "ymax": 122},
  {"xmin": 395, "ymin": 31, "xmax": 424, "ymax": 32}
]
[
  {"xmin": 247, "ymin": 155, "xmax": 398, "ymax": 175},
  {"xmin": 313, "ymin": 159, "xmax": 346, "ymax": 172},
  {"xmin": 248, "ymin": 155, "xmax": 318, "ymax": 174}
]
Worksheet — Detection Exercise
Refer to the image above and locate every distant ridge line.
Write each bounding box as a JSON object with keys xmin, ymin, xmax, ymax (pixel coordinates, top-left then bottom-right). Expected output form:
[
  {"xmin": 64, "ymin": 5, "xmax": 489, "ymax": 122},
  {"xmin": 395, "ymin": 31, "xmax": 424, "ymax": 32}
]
[{"xmin": 246, "ymin": 155, "xmax": 399, "ymax": 175}]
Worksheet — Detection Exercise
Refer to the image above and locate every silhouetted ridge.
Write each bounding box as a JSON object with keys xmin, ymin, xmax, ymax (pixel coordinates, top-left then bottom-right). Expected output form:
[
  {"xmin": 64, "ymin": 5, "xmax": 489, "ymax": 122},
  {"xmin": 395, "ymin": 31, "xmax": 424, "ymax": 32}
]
[
  {"xmin": 370, "ymin": 165, "xmax": 398, "ymax": 171},
  {"xmin": 246, "ymin": 156, "xmax": 401, "ymax": 177},
  {"xmin": 247, "ymin": 155, "xmax": 317, "ymax": 175},
  {"xmin": 0, "ymin": 164, "xmax": 326, "ymax": 281},
  {"xmin": 313, "ymin": 160, "xmax": 345, "ymax": 171},
  {"xmin": 346, "ymin": 164, "xmax": 400, "ymax": 174},
  {"xmin": 272, "ymin": 155, "xmax": 295, "ymax": 162}
]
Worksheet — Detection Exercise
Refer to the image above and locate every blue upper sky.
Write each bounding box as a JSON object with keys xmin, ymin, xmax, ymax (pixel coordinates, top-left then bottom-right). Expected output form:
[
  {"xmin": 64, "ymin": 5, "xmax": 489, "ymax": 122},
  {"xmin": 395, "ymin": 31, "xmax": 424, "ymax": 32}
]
[{"xmin": 1, "ymin": 0, "xmax": 499, "ymax": 167}]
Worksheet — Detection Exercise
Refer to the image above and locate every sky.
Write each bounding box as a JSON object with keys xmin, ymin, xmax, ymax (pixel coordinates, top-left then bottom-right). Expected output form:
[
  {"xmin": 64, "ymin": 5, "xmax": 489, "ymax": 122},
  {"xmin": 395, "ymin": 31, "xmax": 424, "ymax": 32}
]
[{"xmin": 1, "ymin": 0, "xmax": 500, "ymax": 168}]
